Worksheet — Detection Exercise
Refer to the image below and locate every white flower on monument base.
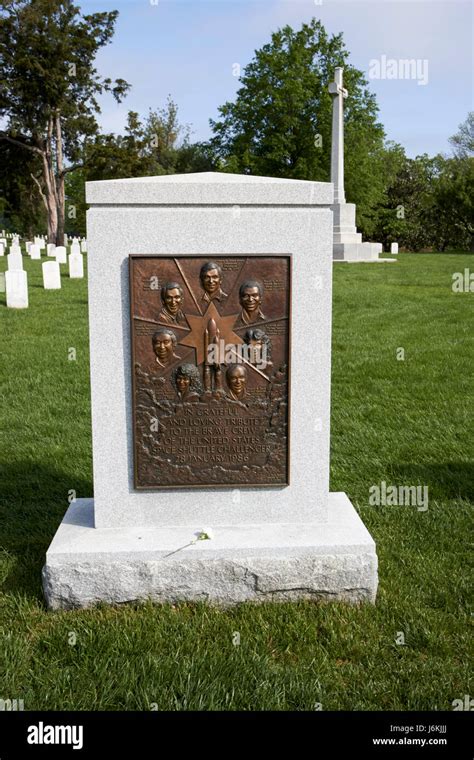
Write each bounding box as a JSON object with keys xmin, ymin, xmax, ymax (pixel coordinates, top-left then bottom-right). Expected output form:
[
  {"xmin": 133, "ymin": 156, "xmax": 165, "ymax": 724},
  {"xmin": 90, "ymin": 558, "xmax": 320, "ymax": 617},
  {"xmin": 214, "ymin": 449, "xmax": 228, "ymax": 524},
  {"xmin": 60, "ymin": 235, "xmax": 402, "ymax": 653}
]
[
  {"xmin": 42, "ymin": 260, "xmax": 61, "ymax": 289},
  {"xmin": 196, "ymin": 528, "xmax": 214, "ymax": 541},
  {"xmin": 55, "ymin": 246, "xmax": 67, "ymax": 264},
  {"xmin": 30, "ymin": 244, "xmax": 41, "ymax": 260},
  {"xmin": 6, "ymin": 269, "xmax": 28, "ymax": 308},
  {"xmin": 69, "ymin": 252, "xmax": 84, "ymax": 279},
  {"xmin": 164, "ymin": 526, "xmax": 215, "ymax": 558},
  {"xmin": 7, "ymin": 252, "xmax": 23, "ymax": 271}
]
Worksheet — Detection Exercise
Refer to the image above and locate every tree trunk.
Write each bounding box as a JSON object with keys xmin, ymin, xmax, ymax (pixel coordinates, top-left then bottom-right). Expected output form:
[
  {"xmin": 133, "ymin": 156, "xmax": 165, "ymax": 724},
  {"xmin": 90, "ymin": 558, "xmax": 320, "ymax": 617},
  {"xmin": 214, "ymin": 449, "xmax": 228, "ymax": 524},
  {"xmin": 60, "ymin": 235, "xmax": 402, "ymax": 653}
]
[
  {"xmin": 41, "ymin": 118, "xmax": 60, "ymax": 244},
  {"xmin": 42, "ymin": 150, "xmax": 58, "ymax": 244},
  {"xmin": 56, "ymin": 188, "xmax": 65, "ymax": 247},
  {"xmin": 54, "ymin": 112, "xmax": 65, "ymax": 247},
  {"xmin": 2, "ymin": 123, "xmax": 64, "ymax": 243}
]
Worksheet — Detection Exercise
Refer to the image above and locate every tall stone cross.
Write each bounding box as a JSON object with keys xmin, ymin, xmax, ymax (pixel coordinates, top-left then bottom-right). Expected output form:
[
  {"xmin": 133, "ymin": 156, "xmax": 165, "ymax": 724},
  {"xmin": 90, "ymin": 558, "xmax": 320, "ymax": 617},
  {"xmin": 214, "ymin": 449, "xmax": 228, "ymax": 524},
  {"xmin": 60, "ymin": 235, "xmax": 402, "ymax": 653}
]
[{"xmin": 328, "ymin": 67, "xmax": 348, "ymax": 204}]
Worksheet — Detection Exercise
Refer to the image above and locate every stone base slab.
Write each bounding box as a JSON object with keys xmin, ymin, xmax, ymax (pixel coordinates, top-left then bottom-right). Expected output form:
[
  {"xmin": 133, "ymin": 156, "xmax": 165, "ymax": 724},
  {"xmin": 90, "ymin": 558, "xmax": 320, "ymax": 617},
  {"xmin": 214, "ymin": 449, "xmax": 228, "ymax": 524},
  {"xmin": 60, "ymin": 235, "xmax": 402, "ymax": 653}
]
[
  {"xmin": 331, "ymin": 205, "xmax": 391, "ymax": 263},
  {"xmin": 335, "ymin": 259, "xmax": 397, "ymax": 263},
  {"xmin": 42, "ymin": 493, "xmax": 378, "ymax": 609},
  {"xmin": 333, "ymin": 242, "xmax": 396, "ymax": 262}
]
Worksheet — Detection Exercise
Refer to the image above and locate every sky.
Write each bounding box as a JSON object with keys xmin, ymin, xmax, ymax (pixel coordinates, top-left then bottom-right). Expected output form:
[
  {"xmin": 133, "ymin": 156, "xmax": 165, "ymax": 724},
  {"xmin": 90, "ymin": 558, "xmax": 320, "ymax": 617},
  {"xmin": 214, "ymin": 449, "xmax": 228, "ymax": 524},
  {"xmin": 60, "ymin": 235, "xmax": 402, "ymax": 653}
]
[{"xmin": 81, "ymin": 0, "xmax": 473, "ymax": 158}]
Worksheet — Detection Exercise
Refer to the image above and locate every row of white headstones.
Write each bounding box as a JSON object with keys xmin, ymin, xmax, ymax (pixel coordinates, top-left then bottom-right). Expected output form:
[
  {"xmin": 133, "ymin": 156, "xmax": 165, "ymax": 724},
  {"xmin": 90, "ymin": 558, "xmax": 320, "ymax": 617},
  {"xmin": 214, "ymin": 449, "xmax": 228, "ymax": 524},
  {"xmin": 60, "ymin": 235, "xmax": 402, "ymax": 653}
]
[{"xmin": 0, "ymin": 232, "xmax": 87, "ymax": 309}]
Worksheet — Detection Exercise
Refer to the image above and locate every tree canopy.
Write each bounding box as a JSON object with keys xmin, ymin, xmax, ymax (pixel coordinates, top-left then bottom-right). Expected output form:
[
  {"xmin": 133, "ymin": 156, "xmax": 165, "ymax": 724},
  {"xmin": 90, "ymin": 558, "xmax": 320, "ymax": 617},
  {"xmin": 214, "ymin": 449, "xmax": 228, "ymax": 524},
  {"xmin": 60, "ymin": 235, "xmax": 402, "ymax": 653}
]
[
  {"xmin": 64, "ymin": 98, "xmax": 215, "ymax": 235},
  {"xmin": 449, "ymin": 112, "xmax": 474, "ymax": 159},
  {"xmin": 0, "ymin": 0, "xmax": 129, "ymax": 242},
  {"xmin": 209, "ymin": 19, "xmax": 387, "ymax": 234},
  {"xmin": 0, "ymin": 10, "xmax": 471, "ymax": 253}
]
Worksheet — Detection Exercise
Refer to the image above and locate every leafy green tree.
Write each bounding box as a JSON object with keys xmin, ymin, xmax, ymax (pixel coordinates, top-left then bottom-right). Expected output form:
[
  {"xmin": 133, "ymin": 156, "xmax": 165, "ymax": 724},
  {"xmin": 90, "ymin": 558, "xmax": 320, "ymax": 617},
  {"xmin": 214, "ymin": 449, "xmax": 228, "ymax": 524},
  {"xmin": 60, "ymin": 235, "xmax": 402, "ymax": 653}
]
[
  {"xmin": 65, "ymin": 99, "xmax": 215, "ymax": 233},
  {"xmin": 449, "ymin": 112, "xmax": 474, "ymax": 159},
  {"xmin": 372, "ymin": 150, "xmax": 473, "ymax": 253},
  {"xmin": 0, "ymin": 140, "xmax": 46, "ymax": 236},
  {"xmin": 371, "ymin": 151, "xmax": 438, "ymax": 251},
  {"xmin": 118, "ymin": 100, "xmax": 190, "ymax": 176},
  {"xmin": 64, "ymin": 167, "xmax": 86, "ymax": 237},
  {"xmin": 389, "ymin": 154, "xmax": 445, "ymax": 252},
  {"xmin": 369, "ymin": 142, "xmax": 407, "ymax": 250},
  {"xmin": 432, "ymin": 157, "xmax": 474, "ymax": 251},
  {"xmin": 0, "ymin": 0, "xmax": 129, "ymax": 244},
  {"xmin": 209, "ymin": 19, "xmax": 386, "ymax": 236},
  {"xmin": 120, "ymin": 98, "xmax": 215, "ymax": 176}
]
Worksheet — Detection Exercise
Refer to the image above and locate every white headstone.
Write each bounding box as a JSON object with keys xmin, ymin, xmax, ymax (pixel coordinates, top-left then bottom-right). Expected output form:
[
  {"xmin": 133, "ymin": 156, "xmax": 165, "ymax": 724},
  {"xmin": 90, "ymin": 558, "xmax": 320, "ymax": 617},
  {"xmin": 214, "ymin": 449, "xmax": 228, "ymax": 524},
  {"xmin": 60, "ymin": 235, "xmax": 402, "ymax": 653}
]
[
  {"xmin": 42, "ymin": 260, "xmax": 61, "ymax": 289},
  {"xmin": 0, "ymin": 272, "xmax": 5, "ymax": 292},
  {"xmin": 6, "ymin": 269, "xmax": 28, "ymax": 308},
  {"xmin": 81, "ymin": 240, "xmax": 87, "ymax": 253},
  {"xmin": 10, "ymin": 244, "xmax": 21, "ymax": 256},
  {"xmin": 391, "ymin": 242, "xmax": 399, "ymax": 254},
  {"xmin": 7, "ymin": 252, "xmax": 23, "ymax": 270},
  {"xmin": 70, "ymin": 241, "xmax": 81, "ymax": 256},
  {"xmin": 25, "ymin": 241, "xmax": 32, "ymax": 253},
  {"xmin": 30, "ymin": 244, "xmax": 41, "ymax": 260},
  {"xmin": 47, "ymin": 243, "xmax": 56, "ymax": 256},
  {"xmin": 68, "ymin": 252, "xmax": 84, "ymax": 279},
  {"xmin": 0, "ymin": 242, "xmax": 4, "ymax": 256},
  {"xmin": 55, "ymin": 246, "xmax": 67, "ymax": 264},
  {"xmin": 38, "ymin": 238, "xmax": 46, "ymax": 250}
]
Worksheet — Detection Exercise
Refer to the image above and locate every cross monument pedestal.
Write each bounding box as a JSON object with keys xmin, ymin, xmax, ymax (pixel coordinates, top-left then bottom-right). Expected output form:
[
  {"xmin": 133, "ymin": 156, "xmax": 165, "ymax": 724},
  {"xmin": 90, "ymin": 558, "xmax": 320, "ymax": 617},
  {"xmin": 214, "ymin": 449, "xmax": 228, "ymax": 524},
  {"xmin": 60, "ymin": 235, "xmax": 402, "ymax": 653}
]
[{"xmin": 329, "ymin": 68, "xmax": 394, "ymax": 263}]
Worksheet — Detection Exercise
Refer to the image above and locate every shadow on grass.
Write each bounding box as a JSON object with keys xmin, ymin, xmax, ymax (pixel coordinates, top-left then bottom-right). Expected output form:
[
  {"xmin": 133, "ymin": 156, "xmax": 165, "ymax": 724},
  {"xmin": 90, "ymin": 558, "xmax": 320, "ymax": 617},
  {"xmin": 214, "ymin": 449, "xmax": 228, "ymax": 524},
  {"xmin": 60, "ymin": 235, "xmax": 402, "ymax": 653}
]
[
  {"xmin": 389, "ymin": 462, "xmax": 474, "ymax": 501},
  {"xmin": 0, "ymin": 461, "xmax": 92, "ymax": 601}
]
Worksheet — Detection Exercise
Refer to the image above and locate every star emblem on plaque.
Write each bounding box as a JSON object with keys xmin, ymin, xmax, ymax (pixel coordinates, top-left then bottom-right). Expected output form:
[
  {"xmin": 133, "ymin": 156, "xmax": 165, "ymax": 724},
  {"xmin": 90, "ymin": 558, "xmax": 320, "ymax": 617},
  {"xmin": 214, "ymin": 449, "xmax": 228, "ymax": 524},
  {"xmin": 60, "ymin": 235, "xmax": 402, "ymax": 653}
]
[{"xmin": 130, "ymin": 255, "xmax": 290, "ymax": 488}]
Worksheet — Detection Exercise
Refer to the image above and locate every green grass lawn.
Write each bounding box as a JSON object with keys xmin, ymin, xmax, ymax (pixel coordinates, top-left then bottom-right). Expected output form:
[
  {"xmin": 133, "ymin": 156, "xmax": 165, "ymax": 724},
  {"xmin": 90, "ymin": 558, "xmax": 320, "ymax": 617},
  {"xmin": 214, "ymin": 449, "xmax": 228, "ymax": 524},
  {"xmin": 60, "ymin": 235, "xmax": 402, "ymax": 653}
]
[{"xmin": 0, "ymin": 252, "xmax": 472, "ymax": 711}]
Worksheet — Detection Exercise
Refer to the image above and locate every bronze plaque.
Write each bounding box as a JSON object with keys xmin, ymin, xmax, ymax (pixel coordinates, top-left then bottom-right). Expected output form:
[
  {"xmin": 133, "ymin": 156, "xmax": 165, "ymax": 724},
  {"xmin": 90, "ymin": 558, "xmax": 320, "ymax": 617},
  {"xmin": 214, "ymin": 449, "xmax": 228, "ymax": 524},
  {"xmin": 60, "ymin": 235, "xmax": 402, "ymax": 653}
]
[{"xmin": 130, "ymin": 255, "xmax": 291, "ymax": 489}]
